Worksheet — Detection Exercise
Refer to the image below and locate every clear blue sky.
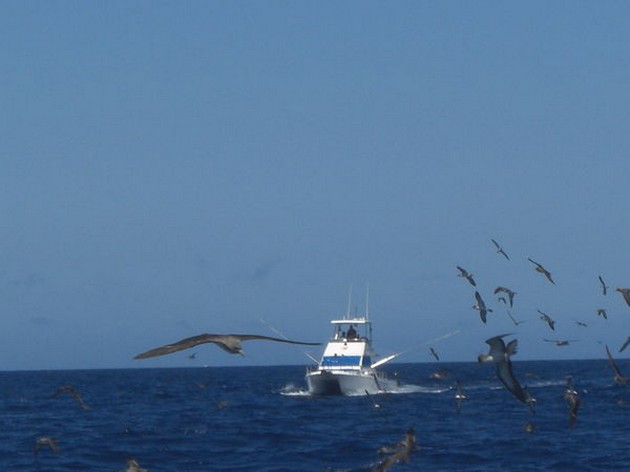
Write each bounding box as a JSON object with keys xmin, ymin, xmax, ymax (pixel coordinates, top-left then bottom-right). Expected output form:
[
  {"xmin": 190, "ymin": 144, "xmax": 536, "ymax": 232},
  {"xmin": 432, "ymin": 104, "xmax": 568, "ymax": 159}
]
[{"xmin": 2, "ymin": 1, "xmax": 629, "ymax": 371}]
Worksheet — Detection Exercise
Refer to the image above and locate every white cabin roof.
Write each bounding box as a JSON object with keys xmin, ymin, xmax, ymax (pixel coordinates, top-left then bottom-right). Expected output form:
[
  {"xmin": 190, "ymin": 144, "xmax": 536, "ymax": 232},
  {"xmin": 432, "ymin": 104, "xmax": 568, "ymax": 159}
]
[{"xmin": 330, "ymin": 317, "xmax": 370, "ymax": 325}]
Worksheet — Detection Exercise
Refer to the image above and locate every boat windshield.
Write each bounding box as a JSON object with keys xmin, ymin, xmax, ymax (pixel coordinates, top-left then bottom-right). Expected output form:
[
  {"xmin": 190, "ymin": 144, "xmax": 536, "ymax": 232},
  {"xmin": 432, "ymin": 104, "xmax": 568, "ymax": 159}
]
[{"xmin": 331, "ymin": 322, "xmax": 371, "ymax": 341}]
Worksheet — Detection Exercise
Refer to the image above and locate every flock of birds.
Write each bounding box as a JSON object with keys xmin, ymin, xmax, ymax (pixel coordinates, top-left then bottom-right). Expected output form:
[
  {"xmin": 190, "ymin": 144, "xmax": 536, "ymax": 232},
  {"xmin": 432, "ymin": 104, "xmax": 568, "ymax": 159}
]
[
  {"xmin": 446, "ymin": 239, "xmax": 630, "ymax": 433},
  {"xmin": 28, "ymin": 238, "xmax": 629, "ymax": 471}
]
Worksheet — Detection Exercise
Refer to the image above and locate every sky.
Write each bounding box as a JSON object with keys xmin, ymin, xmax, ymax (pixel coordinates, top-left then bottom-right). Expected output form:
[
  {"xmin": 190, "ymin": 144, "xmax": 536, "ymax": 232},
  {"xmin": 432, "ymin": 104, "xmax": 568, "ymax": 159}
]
[{"xmin": 1, "ymin": 1, "xmax": 629, "ymax": 371}]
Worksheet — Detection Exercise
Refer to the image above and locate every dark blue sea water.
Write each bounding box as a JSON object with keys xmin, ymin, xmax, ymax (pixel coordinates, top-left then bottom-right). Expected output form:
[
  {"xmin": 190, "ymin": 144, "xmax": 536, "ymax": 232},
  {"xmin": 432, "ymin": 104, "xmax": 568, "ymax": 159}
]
[{"xmin": 1, "ymin": 360, "xmax": 629, "ymax": 471}]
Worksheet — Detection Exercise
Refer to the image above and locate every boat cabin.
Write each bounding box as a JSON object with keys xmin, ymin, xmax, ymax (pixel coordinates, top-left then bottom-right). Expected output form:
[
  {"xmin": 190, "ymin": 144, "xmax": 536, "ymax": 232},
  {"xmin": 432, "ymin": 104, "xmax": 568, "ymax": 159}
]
[{"xmin": 319, "ymin": 317, "xmax": 374, "ymax": 371}]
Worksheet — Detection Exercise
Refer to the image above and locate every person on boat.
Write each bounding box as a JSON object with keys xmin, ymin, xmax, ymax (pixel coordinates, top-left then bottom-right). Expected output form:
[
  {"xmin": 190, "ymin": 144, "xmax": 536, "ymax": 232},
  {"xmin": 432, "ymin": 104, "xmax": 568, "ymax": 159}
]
[{"xmin": 347, "ymin": 325, "xmax": 357, "ymax": 339}]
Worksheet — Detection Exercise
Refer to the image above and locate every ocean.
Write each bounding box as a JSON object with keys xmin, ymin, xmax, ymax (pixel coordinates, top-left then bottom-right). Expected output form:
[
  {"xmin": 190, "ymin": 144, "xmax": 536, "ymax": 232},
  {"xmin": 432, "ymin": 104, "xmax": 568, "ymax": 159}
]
[{"xmin": 1, "ymin": 360, "xmax": 628, "ymax": 471}]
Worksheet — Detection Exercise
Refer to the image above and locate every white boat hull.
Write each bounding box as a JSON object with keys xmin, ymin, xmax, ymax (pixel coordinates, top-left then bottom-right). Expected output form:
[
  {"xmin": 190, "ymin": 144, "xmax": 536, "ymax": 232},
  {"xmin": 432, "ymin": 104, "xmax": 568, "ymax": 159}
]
[{"xmin": 306, "ymin": 369, "xmax": 397, "ymax": 396}]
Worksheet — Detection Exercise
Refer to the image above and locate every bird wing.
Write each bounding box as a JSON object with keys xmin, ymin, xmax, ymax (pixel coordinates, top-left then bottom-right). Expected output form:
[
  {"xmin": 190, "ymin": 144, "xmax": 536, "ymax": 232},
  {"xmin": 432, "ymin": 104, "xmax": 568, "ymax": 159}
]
[
  {"xmin": 474, "ymin": 291, "xmax": 485, "ymax": 308},
  {"xmin": 484, "ymin": 334, "xmax": 508, "ymax": 358},
  {"xmin": 599, "ymin": 275, "xmax": 607, "ymax": 294},
  {"xmin": 605, "ymin": 345, "xmax": 624, "ymax": 378},
  {"xmin": 134, "ymin": 334, "xmax": 226, "ymax": 359},
  {"xmin": 619, "ymin": 289, "xmax": 630, "ymax": 306},
  {"xmin": 495, "ymin": 359, "xmax": 529, "ymax": 404},
  {"xmin": 227, "ymin": 334, "xmax": 321, "ymax": 345},
  {"xmin": 505, "ymin": 339, "xmax": 518, "ymax": 357},
  {"xmin": 135, "ymin": 333, "xmax": 320, "ymax": 359},
  {"xmin": 620, "ymin": 337, "xmax": 630, "ymax": 353},
  {"xmin": 527, "ymin": 257, "xmax": 542, "ymax": 268}
]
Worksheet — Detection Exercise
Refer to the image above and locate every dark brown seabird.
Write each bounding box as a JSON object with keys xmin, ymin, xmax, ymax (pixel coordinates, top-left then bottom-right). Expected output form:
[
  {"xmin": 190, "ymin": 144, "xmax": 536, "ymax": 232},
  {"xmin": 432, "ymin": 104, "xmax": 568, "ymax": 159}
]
[
  {"xmin": 478, "ymin": 334, "xmax": 535, "ymax": 411},
  {"xmin": 124, "ymin": 458, "xmax": 148, "ymax": 472},
  {"xmin": 564, "ymin": 376, "xmax": 580, "ymax": 428},
  {"xmin": 619, "ymin": 337, "xmax": 630, "ymax": 353},
  {"xmin": 50, "ymin": 385, "xmax": 91, "ymax": 410},
  {"xmin": 429, "ymin": 347, "xmax": 440, "ymax": 361},
  {"xmin": 527, "ymin": 258, "xmax": 555, "ymax": 285},
  {"xmin": 134, "ymin": 333, "xmax": 321, "ymax": 359},
  {"xmin": 598, "ymin": 275, "xmax": 609, "ymax": 295},
  {"xmin": 473, "ymin": 291, "xmax": 493, "ymax": 324},
  {"xmin": 494, "ymin": 286, "xmax": 516, "ymax": 307},
  {"xmin": 456, "ymin": 266, "xmax": 476, "ymax": 287},
  {"xmin": 454, "ymin": 378, "xmax": 467, "ymax": 414},
  {"xmin": 605, "ymin": 345, "xmax": 629, "ymax": 385},
  {"xmin": 33, "ymin": 437, "xmax": 59, "ymax": 455},
  {"xmin": 506, "ymin": 311, "xmax": 525, "ymax": 326},
  {"xmin": 491, "ymin": 239, "xmax": 510, "ymax": 260},
  {"xmin": 373, "ymin": 427, "xmax": 417, "ymax": 472},
  {"xmin": 616, "ymin": 288, "xmax": 630, "ymax": 307},
  {"xmin": 543, "ymin": 339, "xmax": 575, "ymax": 347},
  {"xmin": 597, "ymin": 308, "xmax": 608, "ymax": 320},
  {"xmin": 537, "ymin": 310, "xmax": 556, "ymax": 331}
]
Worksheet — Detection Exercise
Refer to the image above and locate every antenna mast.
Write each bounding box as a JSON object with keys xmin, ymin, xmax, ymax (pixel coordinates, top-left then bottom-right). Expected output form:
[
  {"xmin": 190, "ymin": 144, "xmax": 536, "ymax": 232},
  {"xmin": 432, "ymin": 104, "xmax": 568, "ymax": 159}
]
[
  {"xmin": 345, "ymin": 285, "xmax": 353, "ymax": 319},
  {"xmin": 365, "ymin": 283, "xmax": 370, "ymax": 320}
]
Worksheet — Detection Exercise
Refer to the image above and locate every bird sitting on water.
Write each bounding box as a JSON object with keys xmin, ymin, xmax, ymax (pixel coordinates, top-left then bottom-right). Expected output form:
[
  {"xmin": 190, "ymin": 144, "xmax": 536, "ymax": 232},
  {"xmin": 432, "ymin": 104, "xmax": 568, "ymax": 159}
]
[
  {"xmin": 527, "ymin": 258, "xmax": 555, "ymax": 285},
  {"xmin": 478, "ymin": 334, "xmax": 535, "ymax": 411},
  {"xmin": 134, "ymin": 333, "xmax": 321, "ymax": 359}
]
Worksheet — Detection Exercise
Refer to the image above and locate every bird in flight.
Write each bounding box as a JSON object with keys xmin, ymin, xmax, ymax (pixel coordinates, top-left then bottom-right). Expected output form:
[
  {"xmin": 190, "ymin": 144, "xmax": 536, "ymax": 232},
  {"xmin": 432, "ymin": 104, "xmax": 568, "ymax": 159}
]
[
  {"xmin": 598, "ymin": 275, "xmax": 609, "ymax": 295},
  {"xmin": 454, "ymin": 379, "xmax": 467, "ymax": 414},
  {"xmin": 564, "ymin": 376, "xmax": 581, "ymax": 428},
  {"xmin": 429, "ymin": 347, "xmax": 440, "ymax": 361},
  {"xmin": 527, "ymin": 258, "xmax": 555, "ymax": 285},
  {"xmin": 491, "ymin": 239, "xmax": 510, "ymax": 260},
  {"xmin": 134, "ymin": 333, "xmax": 320, "ymax": 359},
  {"xmin": 50, "ymin": 385, "xmax": 91, "ymax": 410},
  {"xmin": 494, "ymin": 286, "xmax": 516, "ymax": 307},
  {"xmin": 616, "ymin": 288, "xmax": 630, "ymax": 307},
  {"xmin": 456, "ymin": 266, "xmax": 476, "ymax": 287},
  {"xmin": 619, "ymin": 336, "xmax": 630, "ymax": 353},
  {"xmin": 124, "ymin": 459, "xmax": 148, "ymax": 472},
  {"xmin": 374, "ymin": 427, "xmax": 417, "ymax": 472},
  {"xmin": 33, "ymin": 437, "xmax": 59, "ymax": 455},
  {"xmin": 597, "ymin": 308, "xmax": 608, "ymax": 320},
  {"xmin": 605, "ymin": 345, "xmax": 629, "ymax": 385},
  {"xmin": 506, "ymin": 311, "xmax": 525, "ymax": 326},
  {"xmin": 543, "ymin": 339, "xmax": 576, "ymax": 347},
  {"xmin": 478, "ymin": 334, "xmax": 535, "ymax": 411},
  {"xmin": 473, "ymin": 291, "xmax": 493, "ymax": 324},
  {"xmin": 537, "ymin": 310, "xmax": 556, "ymax": 331}
]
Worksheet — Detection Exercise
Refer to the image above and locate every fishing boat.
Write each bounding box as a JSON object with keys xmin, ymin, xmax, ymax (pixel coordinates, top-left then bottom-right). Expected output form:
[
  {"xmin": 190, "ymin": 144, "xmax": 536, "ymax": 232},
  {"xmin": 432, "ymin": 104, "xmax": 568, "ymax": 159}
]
[{"xmin": 305, "ymin": 314, "xmax": 399, "ymax": 396}]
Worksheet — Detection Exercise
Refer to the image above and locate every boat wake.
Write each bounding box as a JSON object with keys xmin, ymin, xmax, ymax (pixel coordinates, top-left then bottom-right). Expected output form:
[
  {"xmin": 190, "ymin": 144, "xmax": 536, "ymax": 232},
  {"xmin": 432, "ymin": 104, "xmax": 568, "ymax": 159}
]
[{"xmin": 278, "ymin": 382, "xmax": 450, "ymax": 397}]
